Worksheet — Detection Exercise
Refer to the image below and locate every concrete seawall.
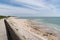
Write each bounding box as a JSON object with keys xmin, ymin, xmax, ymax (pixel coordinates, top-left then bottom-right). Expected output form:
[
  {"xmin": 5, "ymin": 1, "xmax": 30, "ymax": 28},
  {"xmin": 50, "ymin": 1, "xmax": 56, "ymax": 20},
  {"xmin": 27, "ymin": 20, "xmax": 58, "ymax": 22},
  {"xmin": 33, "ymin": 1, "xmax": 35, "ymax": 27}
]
[
  {"xmin": 4, "ymin": 19, "xmax": 21, "ymax": 40},
  {"xmin": 0, "ymin": 19, "xmax": 8, "ymax": 40},
  {"xmin": 4, "ymin": 18, "xmax": 44, "ymax": 40}
]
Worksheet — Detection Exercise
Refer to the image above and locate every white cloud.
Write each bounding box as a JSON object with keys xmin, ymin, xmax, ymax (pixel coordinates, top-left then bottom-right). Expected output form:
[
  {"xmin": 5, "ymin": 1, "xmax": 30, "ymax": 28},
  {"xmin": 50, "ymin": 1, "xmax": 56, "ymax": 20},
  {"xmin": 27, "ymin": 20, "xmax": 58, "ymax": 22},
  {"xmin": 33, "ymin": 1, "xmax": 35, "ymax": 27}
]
[
  {"xmin": 13, "ymin": 0, "xmax": 55, "ymax": 9},
  {"xmin": 0, "ymin": 0, "xmax": 60, "ymax": 17},
  {"xmin": 0, "ymin": 4, "xmax": 39, "ymax": 16}
]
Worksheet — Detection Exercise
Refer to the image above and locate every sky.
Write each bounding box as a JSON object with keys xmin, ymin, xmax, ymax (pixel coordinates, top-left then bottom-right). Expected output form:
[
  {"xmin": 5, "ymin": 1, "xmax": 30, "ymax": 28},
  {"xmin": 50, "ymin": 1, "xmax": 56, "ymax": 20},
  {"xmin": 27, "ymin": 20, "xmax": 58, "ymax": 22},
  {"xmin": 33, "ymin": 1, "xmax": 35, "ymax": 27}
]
[{"xmin": 0, "ymin": 0, "xmax": 60, "ymax": 17}]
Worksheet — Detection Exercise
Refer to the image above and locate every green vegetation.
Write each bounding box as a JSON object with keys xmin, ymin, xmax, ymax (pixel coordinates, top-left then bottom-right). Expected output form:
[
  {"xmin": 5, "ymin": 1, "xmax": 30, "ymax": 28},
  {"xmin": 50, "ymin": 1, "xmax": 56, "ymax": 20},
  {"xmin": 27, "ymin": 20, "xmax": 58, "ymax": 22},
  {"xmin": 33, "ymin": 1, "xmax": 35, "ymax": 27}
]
[{"xmin": 0, "ymin": 16, "xmax": 10, "ymax": 19}]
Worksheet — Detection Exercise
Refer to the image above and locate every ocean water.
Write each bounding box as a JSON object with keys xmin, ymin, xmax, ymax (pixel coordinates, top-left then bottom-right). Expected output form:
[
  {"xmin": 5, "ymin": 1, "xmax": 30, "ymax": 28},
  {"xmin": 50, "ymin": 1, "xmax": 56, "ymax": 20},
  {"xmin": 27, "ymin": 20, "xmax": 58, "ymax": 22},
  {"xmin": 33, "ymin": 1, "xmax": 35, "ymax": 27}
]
[
  {"xmin": 18, "ymin": 17, "xmax": 60, "ymax": 30},
  {"xmin": 34, "ymin": 17, "xmax": 60, "ymax": 25},
  {"xmin": 34, "ymin": 17, "xmax": 60, "ymax": 31},
  {"xmin": 19, "ymin": 17, "xmax": 60, "ymax": 25}
]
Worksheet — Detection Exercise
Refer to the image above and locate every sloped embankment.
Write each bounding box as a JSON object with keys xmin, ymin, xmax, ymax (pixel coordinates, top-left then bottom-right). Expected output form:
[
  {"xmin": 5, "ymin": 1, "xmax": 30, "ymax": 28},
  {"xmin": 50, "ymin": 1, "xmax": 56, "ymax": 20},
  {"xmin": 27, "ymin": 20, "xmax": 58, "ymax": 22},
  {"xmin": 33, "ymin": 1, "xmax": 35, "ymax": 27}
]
[{"xmin": 4, "ymin": 17, "xmax": 60, "ymax": 40}]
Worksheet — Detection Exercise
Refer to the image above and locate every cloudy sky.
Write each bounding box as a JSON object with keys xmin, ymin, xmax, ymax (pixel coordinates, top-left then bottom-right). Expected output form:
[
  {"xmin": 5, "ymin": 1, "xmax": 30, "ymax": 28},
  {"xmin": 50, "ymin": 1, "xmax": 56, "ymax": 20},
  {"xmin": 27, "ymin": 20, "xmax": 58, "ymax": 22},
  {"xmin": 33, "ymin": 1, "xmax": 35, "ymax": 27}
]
[{"xmin": 0, "ymin": 0, "xmax": 60, "ymax": 17}]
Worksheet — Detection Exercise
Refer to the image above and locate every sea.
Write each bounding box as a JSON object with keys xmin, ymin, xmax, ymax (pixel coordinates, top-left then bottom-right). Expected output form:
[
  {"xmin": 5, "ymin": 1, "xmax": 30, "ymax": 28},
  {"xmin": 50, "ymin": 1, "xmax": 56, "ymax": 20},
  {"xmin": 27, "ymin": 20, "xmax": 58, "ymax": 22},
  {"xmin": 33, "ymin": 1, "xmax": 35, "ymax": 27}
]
[{"xmin": 18, "ymin": 17, "xmax": 60, "ymax": 31}]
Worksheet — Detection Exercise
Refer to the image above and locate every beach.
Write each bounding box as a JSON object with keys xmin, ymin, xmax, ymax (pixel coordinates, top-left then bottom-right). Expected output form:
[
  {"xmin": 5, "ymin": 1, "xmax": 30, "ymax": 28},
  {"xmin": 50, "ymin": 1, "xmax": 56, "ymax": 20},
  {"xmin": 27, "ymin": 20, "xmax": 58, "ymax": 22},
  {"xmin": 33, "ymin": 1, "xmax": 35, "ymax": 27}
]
[{"xmin": 4, "ymin": 17, "xmax": 60, "ymax": 40}]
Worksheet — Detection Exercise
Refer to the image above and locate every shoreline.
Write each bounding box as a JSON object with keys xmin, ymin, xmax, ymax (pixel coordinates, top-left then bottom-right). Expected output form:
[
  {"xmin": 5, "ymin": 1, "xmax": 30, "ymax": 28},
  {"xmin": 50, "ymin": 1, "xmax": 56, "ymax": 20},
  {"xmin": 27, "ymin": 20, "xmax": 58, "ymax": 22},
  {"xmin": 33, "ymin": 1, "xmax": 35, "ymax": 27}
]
[{"xmin": 5, "ymin": 17, "xmax": 60, "ymax": 40}]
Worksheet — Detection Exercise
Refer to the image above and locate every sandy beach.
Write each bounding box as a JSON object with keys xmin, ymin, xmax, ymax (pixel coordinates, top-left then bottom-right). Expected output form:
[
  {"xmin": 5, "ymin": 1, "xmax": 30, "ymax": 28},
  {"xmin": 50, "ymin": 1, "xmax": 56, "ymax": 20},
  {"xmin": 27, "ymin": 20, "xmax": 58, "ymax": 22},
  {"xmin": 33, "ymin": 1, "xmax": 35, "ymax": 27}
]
[{"xmin": 5, "ymin": 17, "xmax": 60, "ymax": 40}]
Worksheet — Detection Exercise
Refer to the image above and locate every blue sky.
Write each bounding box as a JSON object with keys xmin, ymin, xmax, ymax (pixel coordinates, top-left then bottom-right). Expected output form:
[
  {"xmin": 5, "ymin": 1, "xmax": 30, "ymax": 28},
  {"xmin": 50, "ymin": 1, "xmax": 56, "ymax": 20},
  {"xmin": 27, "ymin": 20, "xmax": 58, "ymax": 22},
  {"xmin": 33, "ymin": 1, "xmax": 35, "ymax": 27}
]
[{"xmin": 0, "ymin": 0, "xmax": 60, "ymax": 17}]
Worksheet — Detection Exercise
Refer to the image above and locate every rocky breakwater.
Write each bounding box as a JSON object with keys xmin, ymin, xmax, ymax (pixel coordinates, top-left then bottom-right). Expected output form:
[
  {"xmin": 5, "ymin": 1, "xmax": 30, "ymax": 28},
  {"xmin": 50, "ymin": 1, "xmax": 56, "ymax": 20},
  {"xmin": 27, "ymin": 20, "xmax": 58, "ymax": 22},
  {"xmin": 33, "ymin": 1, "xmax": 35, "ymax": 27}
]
[{"xmin": 5, "ymin": 17, "xmax": 60, "ymax": 40}]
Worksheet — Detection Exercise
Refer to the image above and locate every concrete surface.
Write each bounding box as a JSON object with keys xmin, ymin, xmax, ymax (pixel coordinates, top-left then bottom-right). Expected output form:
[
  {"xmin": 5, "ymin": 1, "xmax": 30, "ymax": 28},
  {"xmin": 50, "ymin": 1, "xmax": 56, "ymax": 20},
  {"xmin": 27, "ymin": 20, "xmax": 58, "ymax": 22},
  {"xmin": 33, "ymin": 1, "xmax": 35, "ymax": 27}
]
[{"xmin": 0, "ymin": 19, "xmax": 7, "ymax": 40}]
